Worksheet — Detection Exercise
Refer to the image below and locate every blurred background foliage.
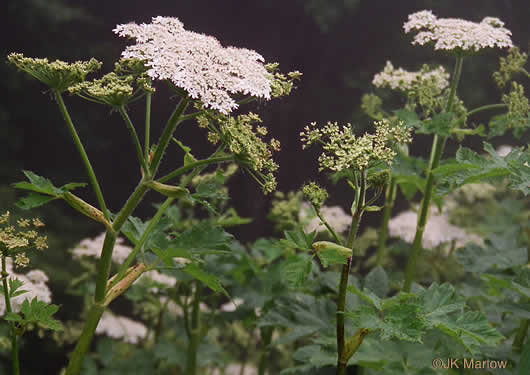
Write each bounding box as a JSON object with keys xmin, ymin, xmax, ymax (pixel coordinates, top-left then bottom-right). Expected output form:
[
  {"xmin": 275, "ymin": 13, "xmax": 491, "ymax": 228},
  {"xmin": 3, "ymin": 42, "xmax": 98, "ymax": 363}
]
[{"xmin": 1, "ymin": 1, "xmax": 529, "ymax": 372}]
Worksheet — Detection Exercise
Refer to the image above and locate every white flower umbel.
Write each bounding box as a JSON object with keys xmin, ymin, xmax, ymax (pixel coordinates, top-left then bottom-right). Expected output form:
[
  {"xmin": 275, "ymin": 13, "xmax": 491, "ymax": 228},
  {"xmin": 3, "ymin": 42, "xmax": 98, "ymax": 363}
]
[
  {"xmin": 71, "ymin": 232, "xmax": 132, "ymax": 264},
  {"xmin": 220, "ymin": 297, "xmax": 244, "ymax": 312},
  {"xmin": 0, "ymin": 259, "xmax": 52, "ymax": 315},
  {"xmin": 389, "ymin": 207, "xmax": 474, "ymax": 249},
  {"xmin": 404, "ymin": 10, "xmax": 513, "ymax": 52},
  {"xmin": 114, "ymin": 16, "xmax": 272, "ymax": 114},
  {"xmin": 496, "ymin": 144, "xmax": 513, "ymax": 157},
  {"xmin": 138, "ymin": 269, "xmax": 178, "ymax": 293},
  {"xmin": 95, "ymin": 311, "xmax": 148, "ymax": 344},
  {"xmin": 372, "ymin": 61, "xmax": 449, "ymax": 92},
  {"xmin": 303, "ymin": 204, "xmax": 352, "ymax": 234}
]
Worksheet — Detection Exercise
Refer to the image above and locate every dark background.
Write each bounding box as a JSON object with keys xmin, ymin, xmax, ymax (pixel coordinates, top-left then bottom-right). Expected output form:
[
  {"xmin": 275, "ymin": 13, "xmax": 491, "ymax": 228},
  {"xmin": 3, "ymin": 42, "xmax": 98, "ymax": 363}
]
[
  {"xmin": 3, "ymin": 0, "xmax": 529, "ymax": 240},
  {"xmin": 1, "ymin": 0, "xmax": 530, "ymax": 372}
]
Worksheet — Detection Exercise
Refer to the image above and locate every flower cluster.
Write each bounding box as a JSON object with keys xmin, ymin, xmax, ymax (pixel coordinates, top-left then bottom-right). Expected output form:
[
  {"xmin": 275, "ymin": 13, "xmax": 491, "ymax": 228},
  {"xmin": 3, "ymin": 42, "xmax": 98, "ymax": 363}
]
[
  {"xmin": 266, "ymin": 63, "xmax": 303, "ymax": 98},
  {"xmin": 68, "ymin": 72, "xmax": 135, "ymax": 107},
  {"xmin": 0, "ymin": 212, "xmax": 47, "ymax": 268},
  {"xmin": 199, "ymin": 112, "xmax": 280, "ymax": 193},
  {"xmin": 8, "ymin": 53, "xmax": 101, "ymax": 92},
  {"xmin": 372, "ymin": 61, "xmax": 449, "ymax": 92},
  {"xmin": 114, "ymin": 16, "xmax": 272, "ymax": 114},
  {"xmin": 301, "ymin": 119, "xmax": 412, "ymax": 172},
  {"xmin": 388, "ymin": 206, "xmax": 481, "ymax": 250},
  {"xmin": 302, "ymin": 182, "xmax": 328, "ymax": 209},
  {"xmin": 404, "ymin": 10, "xmax": 513, "ymax": 53},
  {"xmin": 502, "ymin": 82, "xmax": 530, "ymax": 137},
  {"xmin": 0, "ymin": 258, "xmax": 51, "ymax": 315},
  {"xmin": 71, "ymin": 232, "xmax": 133, "ymax": 264},
  {"xmin": 493, "ymin": 47, "xmax": 528, "ymax": 88},
  {"xmin": 268, "ymin": 190, "xmax": 304, "ymax": 232},
  {"xmin": 95, "ymin": 311, "xmax": 148, "ymax": 344}
]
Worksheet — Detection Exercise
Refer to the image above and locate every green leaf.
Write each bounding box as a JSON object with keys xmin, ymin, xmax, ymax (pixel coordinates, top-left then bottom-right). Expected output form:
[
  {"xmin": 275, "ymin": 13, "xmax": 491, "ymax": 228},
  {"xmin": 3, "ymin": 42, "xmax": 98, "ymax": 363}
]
[
  {"xmin": 282, "ymin": 254, "xmax": 313, "ymax": 288},
  {"xmin": 4, "ymin": 312, "xmax": 22, "ymax": 322},
  {"xmin": 16, "ymin": 297, "xmax": 63, "ymax": 331},
  {"xmin": 364, "ymin": 266, "xmax": 389, "ymax": 299},
  {"xmin": 15, "ymin": 192, "xmax": 57, "ymax": 209},
  {"xmin": 456, "ymin": 235, "xmax": 527, "ymax": 273},
  {"xmin": 416, "ymin": 113, "xmax": 455, "ymax": 137},
  {"xmin": 315, "ymin": 246, "xmax": 350, "ymax": 268},
  {"xmin": 8, "ymin": 278, "xmax": 27, "ymax": 298},
  {"xmin": 281, "ymin": 228, "xmax": 315, "ymax": 252},
  {"xmin": 173, "ymin": 138, "xmax": 197, "ymax": 166},
  {"xmin": 394, "ymin": 109, "xmax": 421, "ymax": 128},
  {"xmin": 182, "ymin": 263, "xmax": 228, "ymax": 296},
  {"xmin": 347, "ymin": 284, "xmax": 382, "ymax": 310},
  {"xmin": 171, "ymin": 222, "xmax": 233, "ymax": 252}
]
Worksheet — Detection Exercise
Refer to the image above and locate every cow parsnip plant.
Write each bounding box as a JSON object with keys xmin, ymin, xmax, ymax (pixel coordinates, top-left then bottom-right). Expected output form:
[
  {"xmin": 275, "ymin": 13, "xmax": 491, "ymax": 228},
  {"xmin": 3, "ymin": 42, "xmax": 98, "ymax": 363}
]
[
  {"xmin": 3, "ymin": 9, "xmax": 530, "ymax": 375},
  {"xmin": 7, "ymin": 16, "xmax": 299, "ymax": 375}
]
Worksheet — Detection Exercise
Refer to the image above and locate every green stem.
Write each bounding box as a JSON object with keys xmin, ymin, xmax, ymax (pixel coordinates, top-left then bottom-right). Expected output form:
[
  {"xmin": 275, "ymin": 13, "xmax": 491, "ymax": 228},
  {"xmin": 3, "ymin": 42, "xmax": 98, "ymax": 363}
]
[
  {"xmin": 64, "ymin": 303, "xmax": 105, "ymax": 375},
  {"xmin": 158, "ymin": 155, "xmax": 234, "ymax": 184},
  {"xmin": 2, "ymin": 256, "xmax": 20, "ymax": 375},
  {"xmin": 315, "ymin": 207, "xmax": 343, "ymax": 246},
  {"xmin": 109, "ymin": 196, "xmax": 175, "ymax": 290},
  {"xmin": 150, "ymin": 97, "xmax": 190, "ymax": 175},
  {"xmin": 145, "ymin": 92, "xmax": 152, "ymax": 160},
  {"xmin": 375, "ymin": 177, "xmax": 397, "ymax": 266},
  {"xmin": 54, "ymin": 92, "xmax": 109, "ymax": 218},
  {"xmin": 403, "ymin": 56, "xmax": 464, "ymax": 292},
  {"xmin": 119, "ymin": 106, "xmax": 150, "ymax": 176},
  {"xmin": 186, "ymin": 282, "xmax": 201, "ymax": 375},
  {"xmin": 258, "ymin": 327, "xmax": 273, "ymax": 375},
  {"xmin": 337, "ymin": 170, "xmax": 366, "ymax": 374},
  {"xmin": 466, "ymin": 103, "xmax": 506, "ymax": 117},
  {"xmin": 513, "ymin": 320, "xmax": 529, "ymax": 352}
]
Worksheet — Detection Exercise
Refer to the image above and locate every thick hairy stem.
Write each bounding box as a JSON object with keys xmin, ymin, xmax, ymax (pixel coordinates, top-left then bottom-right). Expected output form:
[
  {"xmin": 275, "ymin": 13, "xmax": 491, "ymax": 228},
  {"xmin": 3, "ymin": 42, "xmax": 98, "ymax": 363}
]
[
  {"xmin": 403, "ymin": 56, "xmax": 463, "ymax": 292},
  {"xmin": 336, "ymin": 171, "xmax": 366, "ymax": 374},
  {"xmin": 186, "ymin": 283, "xmax": 201, "ymax": 375},
  {"xmin": 64, "ymin": 303, "xmax": 105, "ymax": 375},
  {"xmin": 54, "ymin": 92, "xmax": 109, "ymax": 218},
  {"xmin": 375, "ymin": 177, "xmax": 397, "ymax": 266},
  {"xmin": 2, "ymin": 256, "xmax": 20, "ymax": 375}
]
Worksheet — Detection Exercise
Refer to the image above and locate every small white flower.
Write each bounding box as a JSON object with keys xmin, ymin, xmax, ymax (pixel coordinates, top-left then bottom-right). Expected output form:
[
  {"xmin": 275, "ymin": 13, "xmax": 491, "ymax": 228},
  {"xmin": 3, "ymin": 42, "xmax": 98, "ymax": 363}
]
[
  {"xmin": 114, "ymin": 16, "xmax": 272, "ymax": 114},
  {"xmin": 389, "ymin": 207, "xmax": 476, "ymax": 249},
  {"xmin": 496, "ymin": 144, "xmax": 513, "ymax": 157},
  {"xmin": 71, "ymin": 233, "xmax": 132, "ymax": 264},
  {"xmin": 372, "ymin": 61, "xmax": 449, "ymax": 92},
  {"xmin": 404, "ymin": 10, "xmax": 513, "ymax": 52},
  {"xmin": 0, "ymin": 259, "xmax": 52, "ymax": 315},
  {"xmin": 138, "ymin": 270, "xmax": 177, "ymax": 293},
  {"xmin": 220, "ymin": 298, "xmax": 244, "ymax": 312},
  {"xmin": 96, "ymin": 311, "xmax": 148, "ymax": 344}
]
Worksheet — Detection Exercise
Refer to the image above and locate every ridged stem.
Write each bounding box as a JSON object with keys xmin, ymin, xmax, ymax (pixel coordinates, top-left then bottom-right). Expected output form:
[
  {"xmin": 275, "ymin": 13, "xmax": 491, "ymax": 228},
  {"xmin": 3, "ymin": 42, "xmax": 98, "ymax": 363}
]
[
  {"xmin": 374, "ymin": 177, "xmax": 397, "ymax": 266},
  {"xmin": 336, "ymin": 170, "xmax": 366, "ymax": 374},
  {"xmin": 403, "ymin": 56, "xmax": 463, "ymax": 292},
  {"xmin": 2, "ymin": 256, "xmax": 20, "ymax": 375},
  {"xmin": 54, "ymin": 92, "xmax": 108, "ymax": 218}
]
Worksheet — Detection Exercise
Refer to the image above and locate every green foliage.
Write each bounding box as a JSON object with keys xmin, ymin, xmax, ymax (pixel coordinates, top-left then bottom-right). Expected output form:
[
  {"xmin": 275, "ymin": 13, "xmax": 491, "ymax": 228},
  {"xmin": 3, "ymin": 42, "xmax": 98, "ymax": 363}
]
[
  {"xmin": 281, "ymin": 254, "xmax": 313, "ymax": 288},
  {"xmin": 434, "ymin": 142, "xmax": 530, "ymax": 195},
  {"xmin": 13, "ymin": 170, "xmax": 86, "ymax": 209},
  {"xmin": 5, "ymin": 297, "xmax": 62, "ymax": 331}
]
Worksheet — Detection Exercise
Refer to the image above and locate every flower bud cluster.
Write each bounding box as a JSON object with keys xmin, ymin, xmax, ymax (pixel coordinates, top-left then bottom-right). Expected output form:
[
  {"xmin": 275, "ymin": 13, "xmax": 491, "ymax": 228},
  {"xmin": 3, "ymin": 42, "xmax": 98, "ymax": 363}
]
[
  {"xmin": 404, "ymin": 10, "xmax": 513, "ymax": 53},
  {"xmin": 7, "ymin": 53, "xmax": 101, "ymax": 92},
  {"xmin": 302, "ymin": 182, "xmax": 328, "ymax": 209},
  {"xmin": 198, "ymin": 112, "xmax": 280, "ymax": 194},
  {"xmin": 502, "ymin": 82, "xmax": 530, "ymax": 137},
  {"xmin": 301, "ymin": 119, "xmax": 412, "ymax": 172},
  {"xmin": 0, "ymin": 212, "xmax": 47, "ymax": 268},
  {"xmin": 493, "ymin": 47, "xmax": 528, "ymax": 89}
]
